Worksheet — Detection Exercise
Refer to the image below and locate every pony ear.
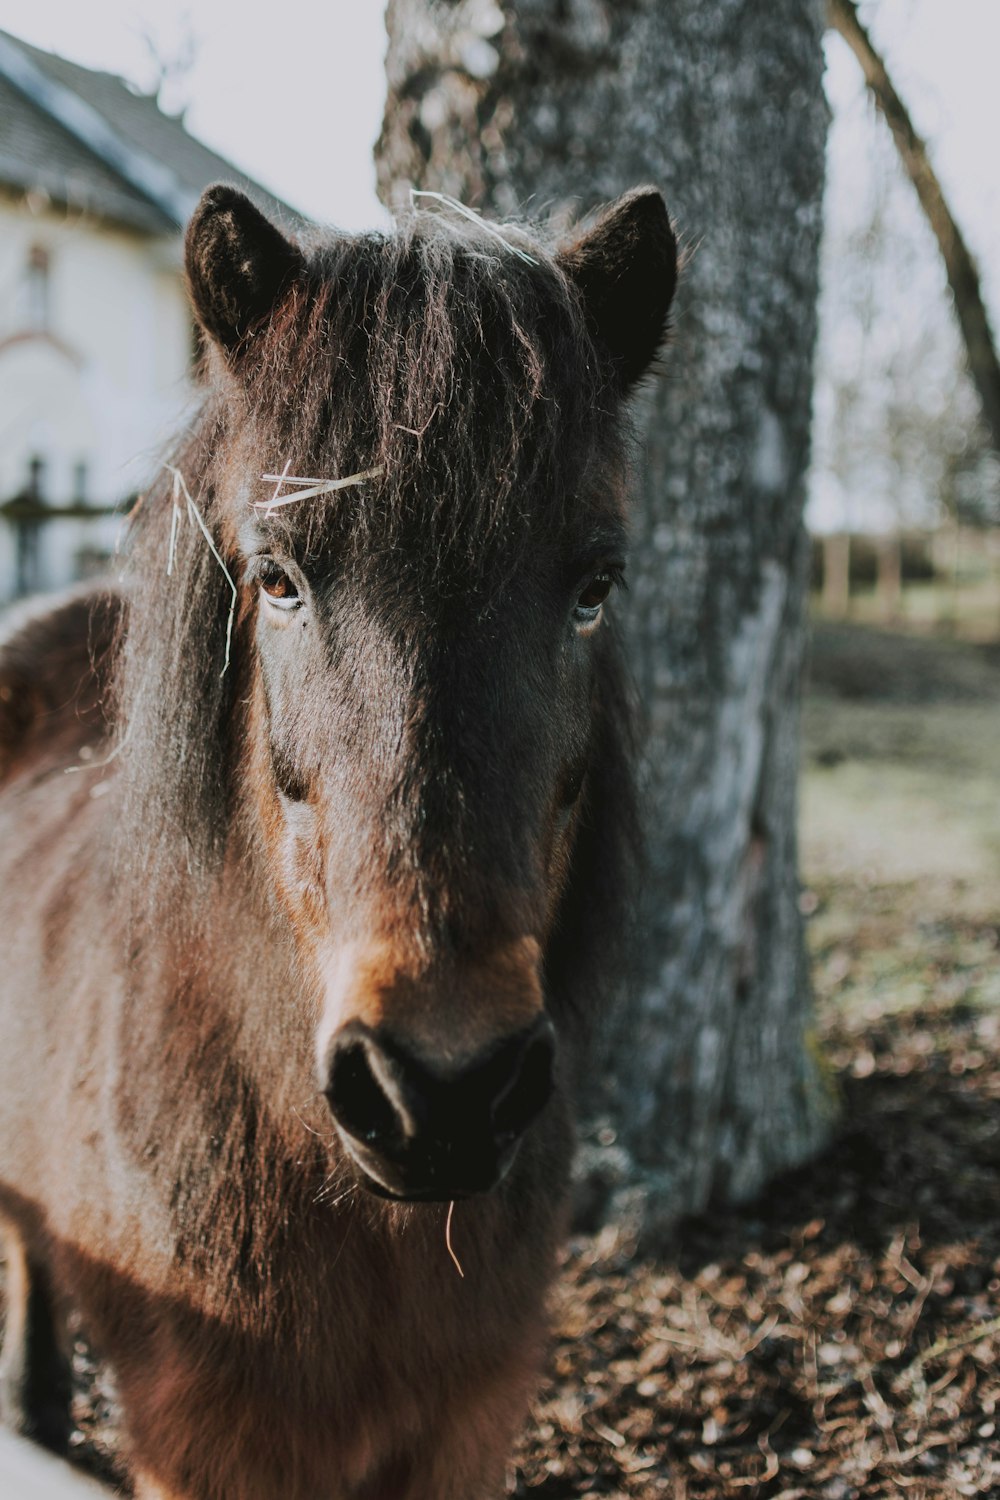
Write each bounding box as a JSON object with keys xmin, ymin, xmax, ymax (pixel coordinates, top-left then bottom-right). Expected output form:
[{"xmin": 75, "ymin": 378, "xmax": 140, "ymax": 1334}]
[
  {"xmin": 185, "ymin": 184, "xmax": 305, "ymax": 358},
  {"xmin": 559, "ymin": 188, "xmax": 677, "ymax": 391}
]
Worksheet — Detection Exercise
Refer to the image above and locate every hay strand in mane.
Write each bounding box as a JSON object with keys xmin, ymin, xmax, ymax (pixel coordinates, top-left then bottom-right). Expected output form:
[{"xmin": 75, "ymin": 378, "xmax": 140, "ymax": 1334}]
[
  {"xmin": 167, "ymin": 485, "xmax": 181, "ymax": 577},
  {"xmin": 255, "ymin": 466, "xmax": 385, "ymax": 514},
  {"xmin": 263, "ymin": 457, "xmax": 293, "ymax": 511},
  {"xmin": 410, "ymin": 190, "xmax": 539, "ymax": 266},
  {"xmin": 445, "ymin": 1200, "xmax": 465, "ymax": 1279},
  {"xmin": 164, "ymin": 464, "xmax": 238, "ymax": 677},
  {"xmin": 64, "ymin": 718, "xmax": 132, "ymax": 775}
]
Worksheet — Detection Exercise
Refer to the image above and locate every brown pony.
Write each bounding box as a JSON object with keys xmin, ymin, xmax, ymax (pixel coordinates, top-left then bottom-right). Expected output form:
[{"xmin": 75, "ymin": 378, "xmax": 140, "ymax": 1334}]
[{"xmin": 0, "ymin": 184, "xmax": 676, "ymax": 1499}]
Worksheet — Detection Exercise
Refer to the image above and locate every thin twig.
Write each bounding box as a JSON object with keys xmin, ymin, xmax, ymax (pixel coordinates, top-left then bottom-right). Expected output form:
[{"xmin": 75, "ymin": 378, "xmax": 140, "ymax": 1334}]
[{"xmin": 904, "ymin": 1314, "xmax": 1000, "ymax": 1377}]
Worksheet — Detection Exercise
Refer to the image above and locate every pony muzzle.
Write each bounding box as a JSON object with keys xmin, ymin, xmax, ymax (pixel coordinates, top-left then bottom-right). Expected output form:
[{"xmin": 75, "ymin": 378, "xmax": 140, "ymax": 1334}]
[{"xmin": 322, "ymin": 1016, "xmax": 556, "ymax": 1201}]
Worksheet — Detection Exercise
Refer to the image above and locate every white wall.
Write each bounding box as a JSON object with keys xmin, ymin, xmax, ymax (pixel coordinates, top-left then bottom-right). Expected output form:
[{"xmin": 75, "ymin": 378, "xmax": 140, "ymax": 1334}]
[{"xmin": 0, "ymin": 192, "xmax": 194, "ymax": 599}]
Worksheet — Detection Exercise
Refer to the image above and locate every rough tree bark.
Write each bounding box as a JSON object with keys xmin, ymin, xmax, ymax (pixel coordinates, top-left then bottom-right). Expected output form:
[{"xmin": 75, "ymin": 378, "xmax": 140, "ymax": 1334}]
[
  {"xmin": 377, "ymin": 0, "xmax": 835, "ymax": 1240},
  {"xmin": 828, "ymin": 0, "xmax": 1000, "ymax": 458}
]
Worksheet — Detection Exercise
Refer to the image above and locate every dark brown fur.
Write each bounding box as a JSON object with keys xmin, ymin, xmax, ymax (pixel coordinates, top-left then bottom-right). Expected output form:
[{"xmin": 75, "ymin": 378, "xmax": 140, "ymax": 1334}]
[{"xmin": 0, "ymin": 186, "xmax": 675, "ymax": 1498}]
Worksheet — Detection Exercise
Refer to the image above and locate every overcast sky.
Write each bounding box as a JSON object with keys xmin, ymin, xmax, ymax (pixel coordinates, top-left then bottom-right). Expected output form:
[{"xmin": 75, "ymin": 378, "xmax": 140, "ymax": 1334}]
[
  {"xmin": 0, "ymin": 0, "xmax": 995, "ymax": 272},
  {"xmin": 824, "ymin": 1, "xmax": 999, "ymax": 320},
  {"xmin": 0, "ymin": 0, "xmax": 389, "ymax": 228}
]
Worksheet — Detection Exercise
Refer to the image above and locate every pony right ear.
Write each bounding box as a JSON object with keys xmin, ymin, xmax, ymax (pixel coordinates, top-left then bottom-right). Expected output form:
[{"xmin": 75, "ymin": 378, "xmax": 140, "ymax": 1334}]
[
  {"xmin": 559, "ymin": 188, "xmax": 677, "ymax": 392},
  {"xmin": 185, "ymin": 185, "xmax": 305, "ymax": 358}
]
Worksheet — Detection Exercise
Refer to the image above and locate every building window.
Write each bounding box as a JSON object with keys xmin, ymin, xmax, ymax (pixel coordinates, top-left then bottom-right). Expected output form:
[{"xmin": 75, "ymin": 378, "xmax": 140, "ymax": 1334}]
[
  {"xmin": 25, "ymin": 245, "xmax": 51, "ymax": 331},
  {"xmin": 73, "ymin": 460, "xmax": 88, "ymax": 506},
  {"xmin": 27, "ymin": 454, "xmax": 46, "ymax": 500},
  {"xmin": 15, "ymin": 455, "xmax": 47, "ymax": 598}
]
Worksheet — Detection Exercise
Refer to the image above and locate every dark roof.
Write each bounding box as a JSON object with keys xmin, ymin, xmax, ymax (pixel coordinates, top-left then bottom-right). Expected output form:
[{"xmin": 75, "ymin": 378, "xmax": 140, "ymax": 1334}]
[{"xmin": 0, "ymin": 30, "xmax": 302, "ymax": 236}]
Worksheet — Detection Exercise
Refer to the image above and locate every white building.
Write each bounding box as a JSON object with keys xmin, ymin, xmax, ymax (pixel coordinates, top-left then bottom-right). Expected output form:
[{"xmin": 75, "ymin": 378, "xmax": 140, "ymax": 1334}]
[{"xmin": 0, "ymin": 30, "xmax": 298, "ymax": 602}]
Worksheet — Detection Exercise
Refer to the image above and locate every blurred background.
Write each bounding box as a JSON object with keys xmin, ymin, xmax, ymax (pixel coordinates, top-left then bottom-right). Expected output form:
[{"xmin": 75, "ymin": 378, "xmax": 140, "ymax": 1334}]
[
  {"xmin": 0, "ymin": 0, "xmax": 996, "ymax": 615},
  {"xmin": 1, "ymin": 0, "xmax": 996, "ymax": 1045}
]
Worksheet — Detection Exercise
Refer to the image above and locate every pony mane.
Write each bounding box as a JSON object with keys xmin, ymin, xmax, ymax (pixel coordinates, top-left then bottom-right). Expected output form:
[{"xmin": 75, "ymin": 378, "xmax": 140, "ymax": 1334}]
[
  {"xmin": 111, "ymin": 212, "xmax": 637, "ymax": 983},
  {"xmin": 249, "ymin": 211, "xmax": 617, "ymax": 572}
]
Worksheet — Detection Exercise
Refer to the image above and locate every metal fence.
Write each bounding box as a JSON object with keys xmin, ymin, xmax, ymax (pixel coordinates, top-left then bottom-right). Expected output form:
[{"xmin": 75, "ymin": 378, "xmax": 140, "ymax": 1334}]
[{"xmin": 0, "ymin": 491, "xmax": 122, "ymax": 601}]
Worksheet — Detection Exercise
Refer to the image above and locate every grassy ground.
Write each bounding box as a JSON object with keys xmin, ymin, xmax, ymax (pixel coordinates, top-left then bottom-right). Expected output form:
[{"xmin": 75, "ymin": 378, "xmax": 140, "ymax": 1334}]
[
  {"xmin": 510, "ymin": 621, "xmax": 1000, "ymax": 1498},
  {"xmin": 835, "ymin": 577, "xmax": 1000, "ymax": 642},
  {"xmin": 802, "ymin": 621, "xmax": 1000, "ymax": 1010}
]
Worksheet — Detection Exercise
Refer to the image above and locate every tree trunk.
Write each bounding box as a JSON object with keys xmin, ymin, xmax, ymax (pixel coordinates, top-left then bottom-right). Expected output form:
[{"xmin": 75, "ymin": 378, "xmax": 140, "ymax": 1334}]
[
  {"xmin": 378, "ymin": 0, "xmax": 835, "ymax": 1240},
  {"xmin": 877, "ymin": 533, "xmax": 903, "ymax": 623},
  {"xmin": 822, "ymin": 533, "xmax": 852, "ymax": 620}
]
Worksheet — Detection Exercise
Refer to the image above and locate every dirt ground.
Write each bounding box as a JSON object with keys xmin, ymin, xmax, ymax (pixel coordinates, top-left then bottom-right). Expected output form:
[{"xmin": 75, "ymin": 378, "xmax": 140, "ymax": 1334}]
[{"xmin": 5, "ymin": 620, "xmax": 1000, "ymax": 1497}]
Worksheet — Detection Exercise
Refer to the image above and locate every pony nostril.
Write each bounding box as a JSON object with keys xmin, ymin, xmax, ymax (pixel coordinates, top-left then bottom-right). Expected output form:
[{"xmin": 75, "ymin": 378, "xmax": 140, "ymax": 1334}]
[
  {"xmin": 324, "ymin": 1018, "xmax": 556, "ymax": 1196},
  {"xmin": 325, "ymin": 1035, "xmax": 409, "ymax": 1151},
  {"xmin": 491, "ymin": 1023, "xmax": 555, "ymax": 1141}
]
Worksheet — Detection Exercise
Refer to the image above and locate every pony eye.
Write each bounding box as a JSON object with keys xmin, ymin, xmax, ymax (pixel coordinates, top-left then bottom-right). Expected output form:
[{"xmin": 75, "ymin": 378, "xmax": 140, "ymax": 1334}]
[
  {"xmin": 259, "ymin": 564, "xmax": 301, "ymax": 611},
  {"xmin": 573, "ymin": 570, "xmax": 615, "ymax": 624}
]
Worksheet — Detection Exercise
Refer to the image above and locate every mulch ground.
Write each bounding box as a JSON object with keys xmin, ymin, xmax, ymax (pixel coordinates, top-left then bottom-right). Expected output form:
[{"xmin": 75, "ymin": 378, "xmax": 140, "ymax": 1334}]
[{"xmin": 510, "ymin": 989, "xmax": 1000, "ymax": 1498}]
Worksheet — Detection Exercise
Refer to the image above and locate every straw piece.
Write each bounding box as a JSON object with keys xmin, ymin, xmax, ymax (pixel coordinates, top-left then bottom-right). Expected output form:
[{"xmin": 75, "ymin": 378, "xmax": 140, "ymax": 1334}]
[
  {"xmin": 260, "ymin": 473, "xmax": 343, "ymax": 487},
  {"xmin": 163, "ymin": 465, "xmax": 238, "ymax": 678},
  {"xmin": 166, "ymin": 488, "xmax": 181, "ymax": 577},
  {"xmin": 445, "ymin": 1200, "xmax": 465, "ymax": 1279},
  {"xmin": 266, "ymin": 457, "xmax": 293, "ymax": 512},
  {"xmin": 253, "ymin": 466, "xmax": 384, "ymax": 513},
  {"xmin": 410, "ymin": 190, "xmax": 539, "ymax": 266},
  {"xmin": 65, "ymin": 719, "xmax": 133, "ymax": 776}
]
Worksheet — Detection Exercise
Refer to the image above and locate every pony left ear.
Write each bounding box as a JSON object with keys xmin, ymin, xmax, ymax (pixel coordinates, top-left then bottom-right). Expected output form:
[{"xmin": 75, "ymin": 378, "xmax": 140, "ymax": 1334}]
[
  {"xmin": 185, "ymin": 184, "xmax": 305, "ymax": 358},
  {"xmin": 559, "ymin": 188, "xmax": 677, "ymax": 392}
]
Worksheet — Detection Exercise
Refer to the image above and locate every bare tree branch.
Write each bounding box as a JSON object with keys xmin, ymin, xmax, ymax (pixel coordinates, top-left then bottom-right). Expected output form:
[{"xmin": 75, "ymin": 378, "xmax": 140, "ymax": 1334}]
[{"xmin": 828, "ymin": 0, "xmax": 1000, "ymax": 456}]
